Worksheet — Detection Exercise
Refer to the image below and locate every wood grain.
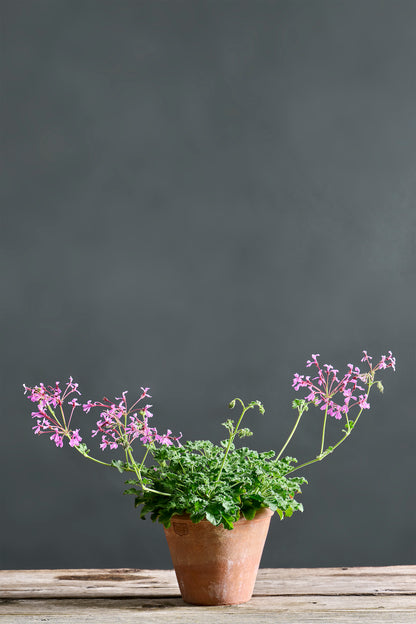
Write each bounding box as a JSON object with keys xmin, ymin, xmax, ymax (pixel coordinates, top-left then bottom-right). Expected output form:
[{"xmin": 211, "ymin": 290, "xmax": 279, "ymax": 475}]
[
  {"xmin": 1, "ymin": 567, "xmax": 415, "ymax": 624},
  {"xmin": 0, "ymin": 596, "xmax": 415, "ymax": 623},
  {"xmin": 1, "ymin": 566, "xmax": 414, "ymax": 599}
]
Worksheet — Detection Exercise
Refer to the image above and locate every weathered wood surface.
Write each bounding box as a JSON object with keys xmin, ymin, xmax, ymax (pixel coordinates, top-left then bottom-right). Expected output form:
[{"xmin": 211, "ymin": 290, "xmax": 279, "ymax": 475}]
[
  {"xmin": 1, "ymin": 596, "xmax": 416, "ymax": 624},
  {"xmin": 0, "ymin": 566, "xmax": 414, "ymax": 598},
  {"xmin": 1, "ymin": 567, "xmax": 415, "ymax": 623}
]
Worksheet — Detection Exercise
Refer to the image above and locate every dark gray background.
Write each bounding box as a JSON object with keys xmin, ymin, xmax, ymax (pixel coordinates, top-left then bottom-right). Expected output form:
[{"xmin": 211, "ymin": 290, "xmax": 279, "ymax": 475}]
[{"xmin": 2, "ymin": 0, "xmax": 415, "ymax": 570}]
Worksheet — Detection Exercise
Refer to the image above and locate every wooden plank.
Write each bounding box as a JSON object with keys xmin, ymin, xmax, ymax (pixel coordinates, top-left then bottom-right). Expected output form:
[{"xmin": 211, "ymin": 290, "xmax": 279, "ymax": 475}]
[
  {"xmin": 0, "ymin": 566, "xmax": 415, "ymax": 599},
  {"xmin": 1, "ymin": 595, "xmax": 416, "ymax": 623},
  {"xmin": 255, "ymin": 566, "xmax": 416, "ymax": 596},
  {"xmin": 0, "ymin": 569, "xmax": 178, "ymax": 599}
]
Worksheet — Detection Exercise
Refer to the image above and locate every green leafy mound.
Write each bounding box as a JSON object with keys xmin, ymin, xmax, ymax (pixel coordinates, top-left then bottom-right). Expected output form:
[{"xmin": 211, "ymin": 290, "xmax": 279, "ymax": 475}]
[{"xmin": 124, "ymin": 440, "xmax": 307, "ymax": 529}]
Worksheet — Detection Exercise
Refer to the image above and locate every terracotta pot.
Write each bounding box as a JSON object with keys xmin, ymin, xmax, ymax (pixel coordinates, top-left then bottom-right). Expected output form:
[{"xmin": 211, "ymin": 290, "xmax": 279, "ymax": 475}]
[{"xmin": 163, "ymin": 507, "xmax": 274, "ymax": 605}]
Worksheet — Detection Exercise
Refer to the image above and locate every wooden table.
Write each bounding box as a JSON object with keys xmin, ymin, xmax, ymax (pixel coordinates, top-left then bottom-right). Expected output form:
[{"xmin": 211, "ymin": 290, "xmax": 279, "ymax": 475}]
[{"xmin": 1, "ymin": 566, "xmax": 415, "ymax": 623}]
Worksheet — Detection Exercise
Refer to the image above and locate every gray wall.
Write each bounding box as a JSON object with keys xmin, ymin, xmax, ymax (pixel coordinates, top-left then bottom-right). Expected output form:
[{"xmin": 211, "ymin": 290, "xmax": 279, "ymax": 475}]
[{"xmin": 2, "ymin": 0, "xmax": 415, "ymax": 570}]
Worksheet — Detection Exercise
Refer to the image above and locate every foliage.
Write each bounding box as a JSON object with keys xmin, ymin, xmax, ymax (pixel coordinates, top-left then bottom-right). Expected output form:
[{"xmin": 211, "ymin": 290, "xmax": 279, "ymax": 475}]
[{"xmin": 125, "ymin": 435, "xmax": 306, "ymax": 529}]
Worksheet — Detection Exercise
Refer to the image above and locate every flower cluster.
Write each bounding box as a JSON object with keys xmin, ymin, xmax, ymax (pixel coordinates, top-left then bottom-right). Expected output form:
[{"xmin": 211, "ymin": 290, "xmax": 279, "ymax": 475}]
[
  {"xmin": 24, "ymin": 378, "xmax": 83, "ymax": 449},
  {"xmin": 24, "ymin": 381, "xmax": 182, "ymax": 451},
  {"xmin": 292, "ymin": 351, "xmax": 396, "ymax": 421},
  {"xmin": 85, "ymin": 388, "xmax": 182, "ymax": 450}
]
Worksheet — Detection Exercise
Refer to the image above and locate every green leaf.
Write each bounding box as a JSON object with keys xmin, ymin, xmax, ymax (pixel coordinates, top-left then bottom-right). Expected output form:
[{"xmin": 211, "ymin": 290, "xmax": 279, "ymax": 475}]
[
  {"xmin": 241, "ymin": 506, "xmax": 257, "ymax": 520},
  {"xmin": 292, "ymin": 398, "xmax": 308, "ymax": 412},
  {"xmin": 222, "ymin": 419, "xmax": 235, "ymax": 432},
  {"xmin": 221, "ymin": 514, "xmax": 236, "ymax": 530},
  {"xmin": 111, "ymin": 459, "xmax": 126, "ymax": 473},
  {"xmin": 237, "ymin": 427, "xmax": 253, "ymax": 438},
  {"xmin": 189, "ymin": 511, "xmax": 206, "ymax": 524},
  {"xmin": 205, "ymin": 510, "xmax": 221, "ymax": 525},
  {"xmin": 249, "ymin": 400, "xmax": 265, "ymax": 414},
  {"xmin": 123, "ymin": 487, "xmax": 140, "ymax": 496}
]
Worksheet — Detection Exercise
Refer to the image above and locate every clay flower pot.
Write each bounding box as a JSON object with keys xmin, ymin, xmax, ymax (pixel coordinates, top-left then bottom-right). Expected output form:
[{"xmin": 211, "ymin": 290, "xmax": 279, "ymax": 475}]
[{"xmin": 164, "ymin": 507, "xmax": 273, "ymax": 605}]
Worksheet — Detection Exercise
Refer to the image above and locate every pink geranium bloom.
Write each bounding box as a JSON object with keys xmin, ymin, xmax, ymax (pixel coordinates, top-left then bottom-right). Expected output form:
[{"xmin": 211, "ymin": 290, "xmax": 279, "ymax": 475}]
[
  {"xmin": 358, "ymin": 395, "xmax": 370, "ymax": 410},
  {"xmin": 83, "ymin": 400, "xmax": 95, "ymax": 413},
  {"xmin": 141, "ymin": 405, "xmax": 153, "ymax": 419},
  {"xmin": 69, "ymin": 429, "xmax": 82, "ymax": 447},
  {"xmin": 50, "ymin": 431, "xmax": 64, "ymax": 448},
  {"xmin": 140, "ymin": 387, "xmax": 151, "ymax": 399}
]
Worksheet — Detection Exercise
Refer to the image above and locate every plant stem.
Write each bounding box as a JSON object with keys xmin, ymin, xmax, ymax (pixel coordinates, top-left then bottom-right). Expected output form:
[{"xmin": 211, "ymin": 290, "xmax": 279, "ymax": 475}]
[
  {"xmin": 213, "ymin": 398, "xmax": 248, "ymax": 487},
  {"xmin": 276, "ymin": 404, "xmax": 304, "ymax": 460},
  {"xmin": 286, "ymin": 391, "xmax": 370, "ymax": 476},
  {"xmin": 139, "ymin": 446, "xmax": 150, "ymax": 472},
  {"xmin": 74, "ymin": 445, "xmax": 113, "ymax": 467},
  {"xmin": 124, "ymin": 410, "xmax": 129, "ymax": 465},
  {"xmin": 126, "ymin": 447, "xmax": 170, "ymax": 496},
  {"xmin": 286, "ymin": 380, "xmax": 374, "ymax": 474},
  {"xmin": 320, "ymin": 405, "xmax": 329, "ymax": 455},
  {"xmin": 59, "ymin": 404, "xmax": 67, "ymax": 430}
]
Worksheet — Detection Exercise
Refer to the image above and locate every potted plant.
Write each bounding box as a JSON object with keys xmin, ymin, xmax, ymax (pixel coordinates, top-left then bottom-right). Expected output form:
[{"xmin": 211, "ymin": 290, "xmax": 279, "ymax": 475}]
[{"xmin": 23, "ymin": 350, "xmax": 396, "ymax": 605}]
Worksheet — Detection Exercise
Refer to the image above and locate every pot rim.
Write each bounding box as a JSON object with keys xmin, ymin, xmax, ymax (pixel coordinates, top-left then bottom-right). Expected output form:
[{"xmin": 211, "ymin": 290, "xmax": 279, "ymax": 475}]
[{"xmin": 166, "ymin": 507, "xmax": 274, "ymax": 525}]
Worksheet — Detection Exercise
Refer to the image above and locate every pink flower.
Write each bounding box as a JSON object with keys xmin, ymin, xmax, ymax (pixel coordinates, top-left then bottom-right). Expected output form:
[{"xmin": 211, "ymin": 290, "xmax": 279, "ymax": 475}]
[
  {"xmin": 172, "ymin": 432, "xmax": 183, "ymax": 447},
  {"xmin": 358, "ymin": 394, "xmax": 370, "ymax": 410},
  {"xmin": 320, "ymin": 398, "xmax": 330, "ymax": 411},
  {"xmin": 69, "ymin": 429, "xmax": 82, "ymax": 447},
  {"xmin": 139, "ymin": 420, "xmax": 156, "ymax": 444},
  {"xmin": 155, "ymin": 429, "xmax": 174, "ymax": 446},
  {"xmin": 141, "ymin": 404, "xmax": 153, "ymax": 419},
  {"xmin": 343, "ymin": 388, "xmax": 356, "ymax": 402},
  {"xmin": 332, "ymin": 405, "xmax": 343, "ymax": 420},
  {"xmin": 361, "ymin": 350, "xmax": 372, "ymax": 363},
  {"xmin": 115, "ymin": 391, "xmax": 129, "ymax": 408},
  {"xmin": 67, "ymin": 377, "xmax": 81, "ymax": 395},
  {"xmin": 32, "ymin": 420, "xmax": 44, "ymax": 435},
  {"xmin": 24, "ymin": 383, "xmax": 48, "ymax": 404},
  {"xmin": 50, "ymin": 431, "xmax": 64, "ymax": 448},
  {"xmin": 378, "ymin": 352, "xmax": 396, "ymax": 371},
  {"xmin": 387, "ymin": 351, "xmax": 396, "ymax": 371},
  {"xmin": 140, "ymin": 387, "xmax": 151, "ymax": 399},
  {"xmin": 306, "ymin": 354, "xmax": 320, "ymax": 367},
  {"xmin": 83, "ymin": 400, "xmax": 96, "ymax": 413},
  {"xmin": 292, "ymin": 374, "xmax": 306, "ymax": 391}
]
